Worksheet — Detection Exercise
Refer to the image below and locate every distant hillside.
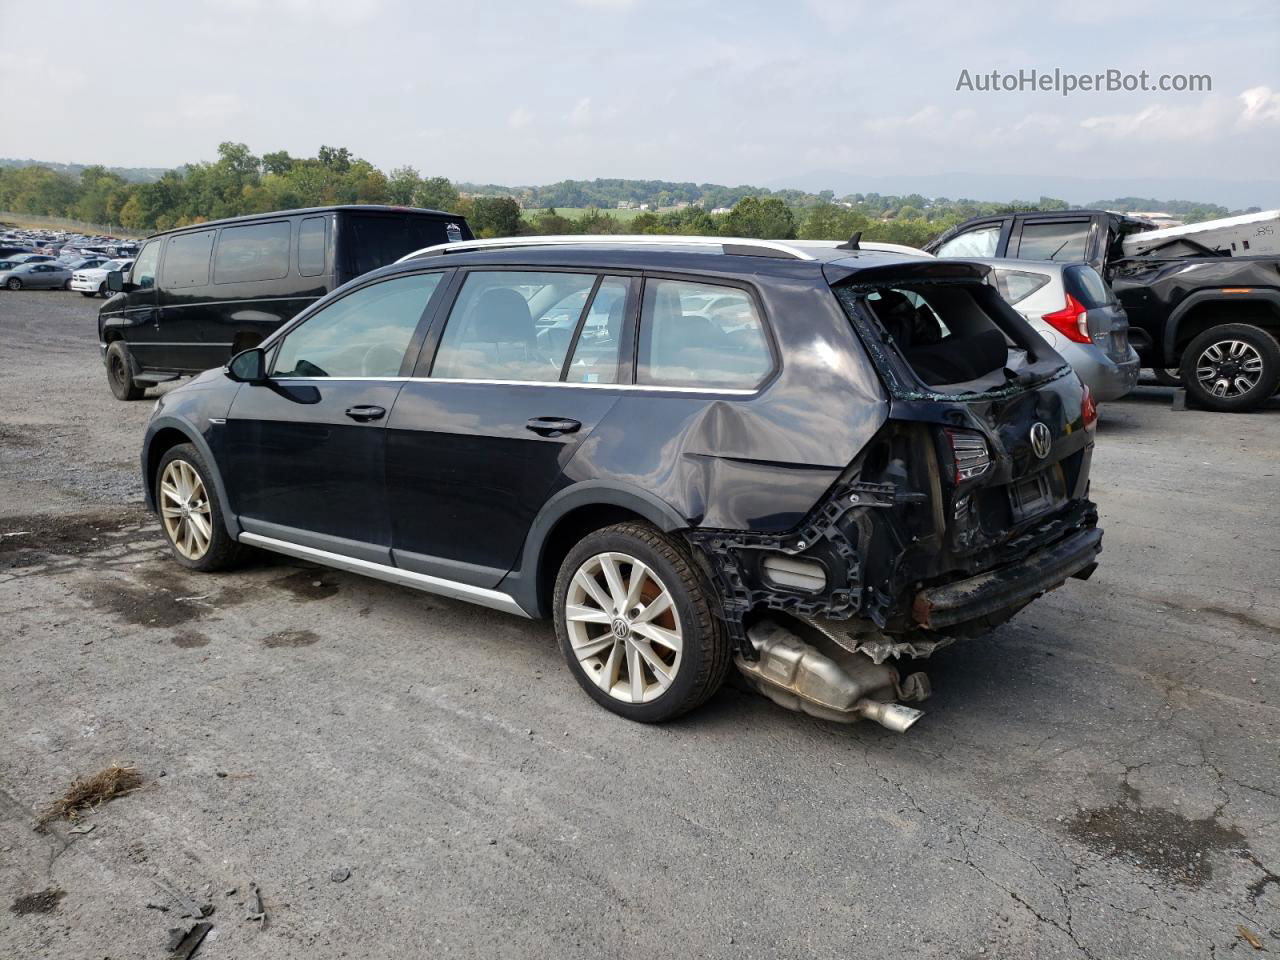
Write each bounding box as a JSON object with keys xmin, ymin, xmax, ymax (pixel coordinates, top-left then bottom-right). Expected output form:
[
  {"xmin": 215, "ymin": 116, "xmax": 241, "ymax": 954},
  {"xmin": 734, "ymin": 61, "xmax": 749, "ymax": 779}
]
[{"xmin": 0, "ymin": 158, "xmax": 171, "ymax": 183}]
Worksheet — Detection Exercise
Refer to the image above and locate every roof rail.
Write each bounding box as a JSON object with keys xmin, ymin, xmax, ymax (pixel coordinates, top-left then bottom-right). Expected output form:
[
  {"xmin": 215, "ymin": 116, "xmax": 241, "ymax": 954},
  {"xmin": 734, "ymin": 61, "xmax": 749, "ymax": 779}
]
[{"xmin": 395, "ymin": 234, "xmax": 818, "ymax": 263}]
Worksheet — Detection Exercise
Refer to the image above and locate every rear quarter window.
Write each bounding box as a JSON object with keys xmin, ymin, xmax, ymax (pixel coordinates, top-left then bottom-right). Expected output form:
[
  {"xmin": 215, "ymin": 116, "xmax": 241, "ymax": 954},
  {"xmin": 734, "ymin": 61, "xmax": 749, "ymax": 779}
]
[
  {"xmin": 636, "ymin": 279, "xmax": 772, "ymax": 390},
  {"xmin": 993, "ymin": 269, "xmax": 1050, "ymax": 305}
]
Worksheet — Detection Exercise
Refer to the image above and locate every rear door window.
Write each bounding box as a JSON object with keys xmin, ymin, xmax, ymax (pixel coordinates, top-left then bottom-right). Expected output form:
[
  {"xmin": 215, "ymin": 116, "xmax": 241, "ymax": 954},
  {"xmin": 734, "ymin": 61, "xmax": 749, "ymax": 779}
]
[
  {"xmin": 161, "ymin": 230, "xmax": 215, "ymax": 288},
  {"xmin": 213, "ymin": 221, "xmax": 291, "ymax": 284},
  {"xmin": 935, "ymin": 224, "xmax": 1001, "ymax": 258},
  {"xmin": 993, "ymin": 269, "xmax": 1051, "ymax": 305},
  {"xmin": 1016, "ymin": 220, "xmax": 1090, "ymax": 261},
  {"xmin": 430, "ymin": 271, "xmax": 598, "ymax": 382},
  {"xmin": 636, "ymin": 279, "xmax": 772, "ymax": 389},
  {"xmin": 565, "ymin": 277, "xmax": 633, "ymax": 384}
]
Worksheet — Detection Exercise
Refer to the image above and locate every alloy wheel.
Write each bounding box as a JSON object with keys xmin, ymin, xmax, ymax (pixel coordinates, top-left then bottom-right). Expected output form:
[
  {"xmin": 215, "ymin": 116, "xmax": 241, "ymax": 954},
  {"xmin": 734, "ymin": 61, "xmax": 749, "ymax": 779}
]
[
  {"xmin": 564, "ymin": 551, "xmax": 683, "ymax": 704},
  {"xmin": 1195, "ymin": 339, "xmax": 1264, "ymax": 398},
  {"xmin": 159, "ymin": 459, "xmax": 213, "ymax": 560}
]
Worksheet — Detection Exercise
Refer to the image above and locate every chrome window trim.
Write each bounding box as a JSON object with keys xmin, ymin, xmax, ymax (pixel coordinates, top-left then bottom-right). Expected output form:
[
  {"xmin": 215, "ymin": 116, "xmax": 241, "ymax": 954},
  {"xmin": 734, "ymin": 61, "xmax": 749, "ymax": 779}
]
[
  {"xmin": 266, "ymin": 375, "xmax": 759, "ymax": 396},
  {"xmin": 237, "ymin": 532, "xmax": 530, "ymax": 618}
]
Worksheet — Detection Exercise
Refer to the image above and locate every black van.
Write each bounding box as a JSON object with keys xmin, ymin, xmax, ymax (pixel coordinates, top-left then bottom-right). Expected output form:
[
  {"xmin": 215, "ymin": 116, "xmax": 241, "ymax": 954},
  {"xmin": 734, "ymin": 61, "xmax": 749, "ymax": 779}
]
[{"xmin": 98, "ymin": 205, "xmax": 472, "ymax": 400}]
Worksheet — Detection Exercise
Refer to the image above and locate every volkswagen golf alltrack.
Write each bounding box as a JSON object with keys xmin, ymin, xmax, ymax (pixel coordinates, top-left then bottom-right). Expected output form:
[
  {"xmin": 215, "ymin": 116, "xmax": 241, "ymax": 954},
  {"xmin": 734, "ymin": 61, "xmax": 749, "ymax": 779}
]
[{"xmin": 140, "ymin": 235, "xmax": 1102, "ymax": 727}]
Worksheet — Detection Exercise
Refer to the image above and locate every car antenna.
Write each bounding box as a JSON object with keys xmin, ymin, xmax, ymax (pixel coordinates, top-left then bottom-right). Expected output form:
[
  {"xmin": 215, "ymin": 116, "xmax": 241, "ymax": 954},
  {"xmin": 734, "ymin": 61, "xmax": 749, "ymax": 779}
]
[{"xmin": 835, "ymin": 231, "xmax": 862, "ymax": 251}]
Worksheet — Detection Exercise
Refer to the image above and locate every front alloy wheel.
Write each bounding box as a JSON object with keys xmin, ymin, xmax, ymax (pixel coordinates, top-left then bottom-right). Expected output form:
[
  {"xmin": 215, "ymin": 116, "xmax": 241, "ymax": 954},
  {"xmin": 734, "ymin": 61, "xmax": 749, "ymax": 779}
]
[
  {"xmin": 159, "ymin": 459, "xmax": 213, "ymax": 561},
  {"xmin": 565, "ymin": 551, "xmax": 683, "ymax": 704},
  {"xmin": 154, "ymin": 443, "xmax": 246, "ymax": 571}
]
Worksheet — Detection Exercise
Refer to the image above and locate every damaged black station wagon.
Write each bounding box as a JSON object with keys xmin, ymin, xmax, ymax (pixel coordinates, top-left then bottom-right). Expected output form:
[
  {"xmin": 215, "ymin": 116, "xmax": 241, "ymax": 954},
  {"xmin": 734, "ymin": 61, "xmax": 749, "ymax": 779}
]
[{"xmin": 140, "ymin": 235, "xmax": 1102, "ymax": 731}]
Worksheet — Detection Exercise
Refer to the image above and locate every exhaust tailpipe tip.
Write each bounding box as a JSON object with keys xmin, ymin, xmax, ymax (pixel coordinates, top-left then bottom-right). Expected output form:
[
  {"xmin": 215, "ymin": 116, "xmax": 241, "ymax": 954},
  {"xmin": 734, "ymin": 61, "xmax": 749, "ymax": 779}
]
[{"xmin": 856, "ymin": 699, "xmax": 925, "ymax": 733}]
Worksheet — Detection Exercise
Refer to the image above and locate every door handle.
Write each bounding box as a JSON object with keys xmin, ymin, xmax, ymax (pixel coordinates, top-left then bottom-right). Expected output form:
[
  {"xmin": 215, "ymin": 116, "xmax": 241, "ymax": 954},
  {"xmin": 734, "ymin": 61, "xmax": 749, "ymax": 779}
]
[
  {"xmin": 526, "ymin": 417, "xmax": 581, "ymax": 436},
  {"xmin": 345, "ymin": 405, "xmax": 387, "ymax": 423}
]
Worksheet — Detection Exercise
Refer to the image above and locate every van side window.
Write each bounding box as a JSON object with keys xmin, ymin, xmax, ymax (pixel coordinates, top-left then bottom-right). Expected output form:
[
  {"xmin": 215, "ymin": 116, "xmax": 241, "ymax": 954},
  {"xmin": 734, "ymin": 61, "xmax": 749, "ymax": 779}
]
[
  {"xmin": 214, "ymin": 221, "xmax": 291, "ymax": 284},
  {"xmin": 131, "ymin": 240, "xmax": 161, "ymax": 289},
  {"xmin": 298, "ymin": 217, "xmax": 328, "ymax": 277},
  {"xmin": 272, "ymin": 273, "xmax": 443, "ymax": 379},
  {"xmin": 636, "ymin": 279, "xmax": 772, "ymax": 389},
  {"xmin": 162, "ymin": 230, "xmax": 215, "ymax": 288}
]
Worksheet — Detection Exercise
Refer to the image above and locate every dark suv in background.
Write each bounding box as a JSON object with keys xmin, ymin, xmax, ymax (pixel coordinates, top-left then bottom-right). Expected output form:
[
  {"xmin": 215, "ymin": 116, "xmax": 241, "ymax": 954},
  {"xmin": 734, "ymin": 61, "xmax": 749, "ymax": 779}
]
[
  {"xmin": 139, "ymin": 236, "xmax": 1101, "ymax": 731},
  {"xmin": 927, "ymin": 209, "xmax": 1280, "ymax": 411},
  {"xmin": 99, "ymin": 205, "xmax": 472, "ymax": 400}
]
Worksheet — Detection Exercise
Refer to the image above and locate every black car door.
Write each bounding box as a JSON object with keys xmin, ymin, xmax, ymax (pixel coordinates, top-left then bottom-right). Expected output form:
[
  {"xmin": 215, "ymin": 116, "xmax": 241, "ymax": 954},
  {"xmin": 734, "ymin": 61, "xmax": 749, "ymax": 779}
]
[
  {"xmin": 384, "ymin": 269, "xmax": 638, "ymax": 586},
  {"xmin": 222, "ymin": 270, "xmax": 449, "ymax": 563}
]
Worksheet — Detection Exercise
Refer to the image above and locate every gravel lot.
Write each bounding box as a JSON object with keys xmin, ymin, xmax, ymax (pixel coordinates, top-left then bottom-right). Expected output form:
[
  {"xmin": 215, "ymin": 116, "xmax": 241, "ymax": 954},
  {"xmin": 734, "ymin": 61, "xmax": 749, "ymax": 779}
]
[{"xmin": 1, "ymin": 289, "xmax": 1278, "ymax": 959}]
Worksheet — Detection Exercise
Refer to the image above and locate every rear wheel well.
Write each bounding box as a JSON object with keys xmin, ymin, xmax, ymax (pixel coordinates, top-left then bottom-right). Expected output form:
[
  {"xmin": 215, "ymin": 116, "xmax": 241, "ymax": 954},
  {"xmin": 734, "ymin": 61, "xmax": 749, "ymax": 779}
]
[
  {"xmin": 1175, "ymin": 299, "xmax": 1280, "ymax": 355},
  {"xmin": 145, "ymin": 428, "xmax": 195, "ymax": 501},
  {"xmin": 537, "ymin": 504, "xmax": 655, "ymax": 614}
]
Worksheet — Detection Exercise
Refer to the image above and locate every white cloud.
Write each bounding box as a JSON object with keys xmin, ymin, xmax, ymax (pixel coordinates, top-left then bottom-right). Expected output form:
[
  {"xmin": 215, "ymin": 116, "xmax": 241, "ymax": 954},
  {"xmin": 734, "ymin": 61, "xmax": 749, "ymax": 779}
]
[
  {"xmin": 1238, "ymin": 86, "xmax": 1280, "ymax": 128},
  {"xmin": 507, "ymin": 107, "xmax": 535, "ymax": 130}
]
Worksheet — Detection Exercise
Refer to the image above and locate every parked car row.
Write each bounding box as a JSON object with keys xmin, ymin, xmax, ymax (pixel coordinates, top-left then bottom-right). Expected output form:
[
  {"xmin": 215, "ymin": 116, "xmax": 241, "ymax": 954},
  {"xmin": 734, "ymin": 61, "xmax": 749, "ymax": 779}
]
[{"xmin": 1, "ymin": 225, "xmax": 139, "ymax": 261}]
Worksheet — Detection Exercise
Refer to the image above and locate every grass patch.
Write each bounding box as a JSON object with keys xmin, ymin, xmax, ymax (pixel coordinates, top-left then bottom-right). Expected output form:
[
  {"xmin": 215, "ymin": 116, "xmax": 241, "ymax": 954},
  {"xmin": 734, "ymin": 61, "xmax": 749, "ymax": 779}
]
[{"xmin": 41, "ymin": 763, "xmax": 143, "ymax": 824}]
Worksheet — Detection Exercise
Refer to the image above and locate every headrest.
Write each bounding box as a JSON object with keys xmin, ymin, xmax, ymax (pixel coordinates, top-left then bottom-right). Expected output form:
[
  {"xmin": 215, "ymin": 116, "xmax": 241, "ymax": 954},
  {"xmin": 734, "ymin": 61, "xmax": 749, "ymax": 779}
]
[{"xmin": 472, "ymin": 288, "xmax": 534, "ymax": 343}]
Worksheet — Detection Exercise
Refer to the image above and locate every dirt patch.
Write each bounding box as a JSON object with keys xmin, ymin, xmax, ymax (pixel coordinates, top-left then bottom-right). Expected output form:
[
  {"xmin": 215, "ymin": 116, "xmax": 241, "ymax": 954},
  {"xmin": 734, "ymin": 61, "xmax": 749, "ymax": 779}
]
[
  {"xmin": 171, "ymin": 630, "xmax": 211, "ymax": 648},
  {"xmin": 83, "ymin": 563, "xmax": 243, "ymax": 629},
  {"xmin": 10, "ymin": 888, "xmax": 66, "ymax": 915},
  {"xmin": 262, "ymin": 628, "xmax": 321, "ymax": 648},
  {"xmin": 40, "ymin": 763, "xmax": 143, "ymax": 824},
  {"xmin": 0, "ymin": 424, "xmax": 37, "ymax": 448},
  {"xmin": 1066, "ymin": 791, "xmax": 1249, "ymax": 887},
  {"xmin": 0, "ymin": 507, "xmax": 154, "ymax": 568},
  {"xmin": 274, "ymin": 568, "xmax": 340, "ymax": 602}
]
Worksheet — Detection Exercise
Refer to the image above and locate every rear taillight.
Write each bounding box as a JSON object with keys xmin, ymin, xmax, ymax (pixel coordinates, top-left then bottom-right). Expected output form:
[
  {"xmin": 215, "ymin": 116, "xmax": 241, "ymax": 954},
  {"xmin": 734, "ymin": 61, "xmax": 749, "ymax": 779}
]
[
  {"xmin": 945, "ymin": 429, "xmax": 991, "ymax": 483},
  {"xmin": 1042, "ymin": 293, "xmax": 1091, "ymax": 344},
  {"xmin": 1081, "ymin": 385, "xmax": 1097, "ymax": 431}
]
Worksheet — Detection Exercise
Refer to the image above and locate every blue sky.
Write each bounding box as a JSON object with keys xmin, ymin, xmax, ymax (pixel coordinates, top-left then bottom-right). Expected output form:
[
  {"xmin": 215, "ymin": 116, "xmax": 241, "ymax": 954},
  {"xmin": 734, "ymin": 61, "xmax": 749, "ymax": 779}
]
[{"xmin": 2, "ymin": 0, "xmax": 1277, "ymax": 190}]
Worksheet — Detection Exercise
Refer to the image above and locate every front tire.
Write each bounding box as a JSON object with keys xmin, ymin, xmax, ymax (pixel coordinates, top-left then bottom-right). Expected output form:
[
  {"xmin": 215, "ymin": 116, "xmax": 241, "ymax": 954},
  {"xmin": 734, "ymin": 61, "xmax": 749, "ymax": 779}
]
[
  {"xmin": 553, "ymin": 523, "xmax": 730, "ymax": 722},
  {"xmin": 1181, "ymin": 323, "xmax": 1280, "ymax": 412},
  {"xmin": 80, "ymin": 291, "xmax": 96, "ymax": 298},
  {"xmin": 155, "ymin": 443, "xmax": 246, "ymax": 572},
  {"xmin": 105, "ymin": 340, "xmax": 145, "ymax": 401}
]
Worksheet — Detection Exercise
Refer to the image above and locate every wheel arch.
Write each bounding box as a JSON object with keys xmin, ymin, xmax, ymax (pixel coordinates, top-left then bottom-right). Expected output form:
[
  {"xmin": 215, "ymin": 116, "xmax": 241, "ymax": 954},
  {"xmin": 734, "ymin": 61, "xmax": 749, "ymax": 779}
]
[
  {"xmin": 1164, "ymin": 290, "xmax": 1280, "ymax": 365},
  {"xmin": 503, "ymin": 481, "xmax": 690, "ymax": 619},
  {"xmin": 141, "ymin": 416, "xmax": 240, "ymax": 538}
]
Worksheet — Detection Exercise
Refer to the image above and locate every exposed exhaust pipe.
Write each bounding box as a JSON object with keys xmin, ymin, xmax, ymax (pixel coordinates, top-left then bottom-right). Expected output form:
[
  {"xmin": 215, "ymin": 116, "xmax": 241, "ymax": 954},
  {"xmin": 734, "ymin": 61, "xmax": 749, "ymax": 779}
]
[{"xmin": 736, "ymin": 620, "xmax": 929, "ymax": 733}]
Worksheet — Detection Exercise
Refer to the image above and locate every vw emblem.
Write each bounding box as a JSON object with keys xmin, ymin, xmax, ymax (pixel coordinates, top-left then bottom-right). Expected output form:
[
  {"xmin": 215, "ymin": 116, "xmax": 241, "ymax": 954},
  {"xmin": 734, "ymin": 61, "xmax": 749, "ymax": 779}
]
[
  {"xmin": 1029, "ymin": 422, "xmax": 1052, "ymax": 460},
  {"xmin": 611, "ymin": 618, "xmax": 630, "ymax": 640}
]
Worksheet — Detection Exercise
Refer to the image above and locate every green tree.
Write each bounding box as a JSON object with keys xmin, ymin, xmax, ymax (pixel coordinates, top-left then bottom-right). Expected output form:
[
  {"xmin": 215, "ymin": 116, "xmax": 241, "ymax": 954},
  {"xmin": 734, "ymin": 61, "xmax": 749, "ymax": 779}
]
[
  {"xmin": 470, "ymin": 196, "xmax": 523, "ymax": 237},
  {"xmin": 721, "ymin": 196, "xmax": 796, "ymax": 239},
  {"xmin": 413, "ymin": 176, "xmax": 460, "ymax": 212},
  {"xmin": 386, "ymin": 166, "xmax": 421, "ymax": 205}
]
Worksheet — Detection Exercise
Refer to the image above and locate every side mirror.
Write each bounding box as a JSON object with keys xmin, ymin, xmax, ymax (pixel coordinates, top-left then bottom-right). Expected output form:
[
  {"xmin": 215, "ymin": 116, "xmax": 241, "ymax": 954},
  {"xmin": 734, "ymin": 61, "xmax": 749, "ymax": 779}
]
[
  {"xmin": 106, "ymin": 270, "xmax": 125, "ymax": 293},
  {"xmin": 227, "ymin": 347, "xmax": 267, "ymax": 383}
]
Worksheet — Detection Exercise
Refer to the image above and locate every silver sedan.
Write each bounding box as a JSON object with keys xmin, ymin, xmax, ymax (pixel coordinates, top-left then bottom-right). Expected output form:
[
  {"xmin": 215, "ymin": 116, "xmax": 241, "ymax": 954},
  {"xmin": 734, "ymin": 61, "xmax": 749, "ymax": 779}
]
[{"xmin": 0, "ymin": 261, "xmax": 74, "ymax": 291}]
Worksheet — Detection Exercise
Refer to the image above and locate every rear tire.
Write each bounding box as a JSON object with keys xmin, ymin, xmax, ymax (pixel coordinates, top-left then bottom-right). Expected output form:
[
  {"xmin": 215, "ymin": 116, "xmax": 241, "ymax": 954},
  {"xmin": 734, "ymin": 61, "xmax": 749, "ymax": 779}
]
[
  {"xmin": 155, "ymin": 443, "xmax": 246, "ymax": 572},
  {"xmin": 6, "ymin": 278, "xmax": 21, "ymax": 290},
  {"xmin": 62, "ymin": 279, "xmax": 72, "ymax": 290},
  {"xmin": 1181, "ymin": 323, "xmax": 1280, "ymax": 412},
  {"xmin": 106, "ymin": 340, "xmax": 145, "ymax": 401},
  {"xmin": 553, "ymin": 522, "xmax": 730, "ymax": 723}
]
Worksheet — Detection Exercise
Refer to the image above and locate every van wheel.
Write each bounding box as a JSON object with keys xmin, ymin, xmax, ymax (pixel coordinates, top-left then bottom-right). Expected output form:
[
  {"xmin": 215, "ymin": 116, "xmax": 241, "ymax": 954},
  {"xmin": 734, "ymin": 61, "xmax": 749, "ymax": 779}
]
[
  {"xmin": 553, "ymin": 523, "xmax": 730, "ymax": 722},
  {"xmin": 106, "ymin": 341, "xmax": 146, "ymax": 401},
  {"xmin": 1181, "ymin": 324, "xmax": 1280, "ymax": 412},
  {"xmin": 156, "ymin": 443, "xmax": 246, "ymax": 571}
]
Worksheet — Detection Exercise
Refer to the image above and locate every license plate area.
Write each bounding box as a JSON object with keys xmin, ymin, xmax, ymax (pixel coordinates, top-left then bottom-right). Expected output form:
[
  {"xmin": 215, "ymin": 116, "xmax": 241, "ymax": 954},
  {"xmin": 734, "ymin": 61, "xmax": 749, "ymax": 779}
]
[{"xmin": 1009, "ymin": 467, "xmax": 1064, "ymax": 522}]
